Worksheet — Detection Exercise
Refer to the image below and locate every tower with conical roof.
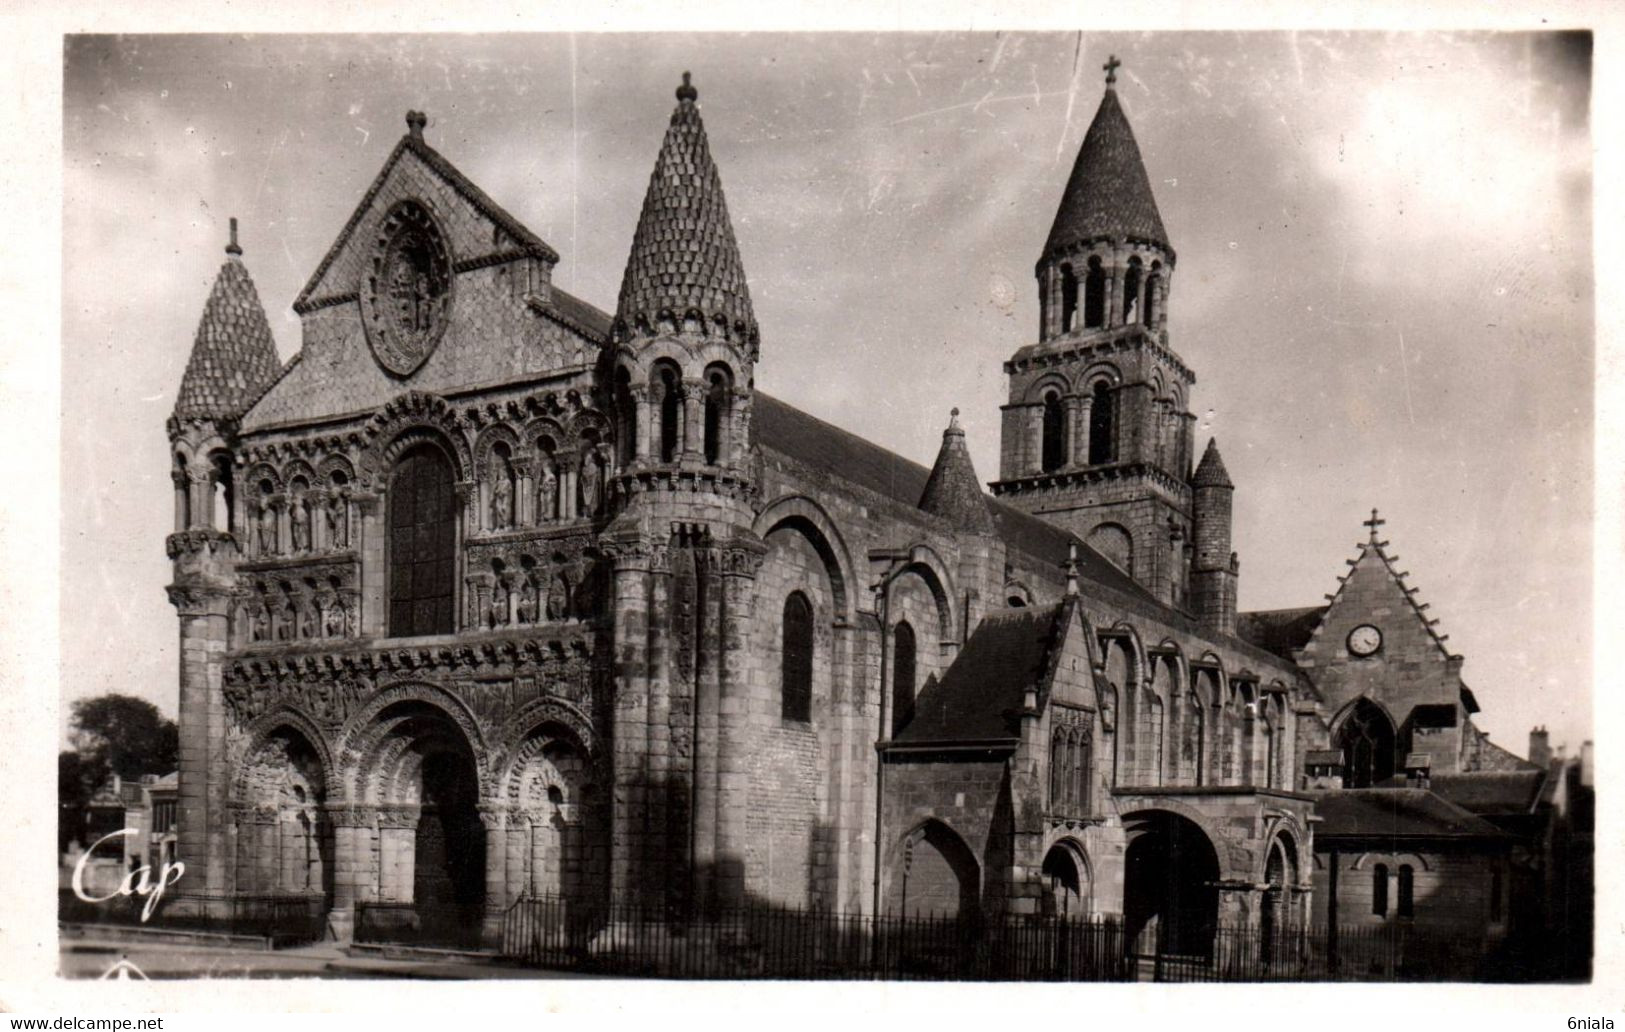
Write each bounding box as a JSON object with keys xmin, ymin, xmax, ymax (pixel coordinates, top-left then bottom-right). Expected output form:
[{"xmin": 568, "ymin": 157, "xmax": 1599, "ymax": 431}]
[
  {"xmin": 165, "ymin": 219, "xmax": 283, "ymax": 895},
  {"xmin": 1190, "ymin": 438, "xmax": 1237, "ymax": 634},
  {"xmin": 598, "ymin": 74, "xmax": 767, "ymax": 918},
  {"xmin": 990, "ymin": 57, "xmax": 1202, "ymax": 611}
]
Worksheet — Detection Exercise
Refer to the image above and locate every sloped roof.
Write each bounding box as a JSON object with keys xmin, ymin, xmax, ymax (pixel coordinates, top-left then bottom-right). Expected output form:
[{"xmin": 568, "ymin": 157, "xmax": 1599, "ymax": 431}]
[
  {"xmin": 1043, "ymin": 86, "xmax": 1170, "ymax": 256},
  {"xmin": 1237, "ymin": 606, "xmax": 1327, "ymax": 659},
  {"xmin": 1192, "ymin": 438, "xmax": 1233, "ymax": 489},
  {"xmin": 1314, "ymin": 788, "xmax": 1509, "ymax": 842},
  {"xmin": 752, "ymin": 394, "xmax": 1154, "ymax": 603},
  {"xmin": 293, "ymin": 116, "xmax": 559, "ymax": 313},
  {"xmin": 918, "ymin": 410, "xmax": 995, "ymax": 533},
  {"xmin": 1431, "ymin": 772, "xmax": 1546, "ymax": 816},
  {"xmin": 615, "ymin": 75, "xmax": 757, "ymax": 344},
  {"xmin": 172, "ymin": 249, "xmax": 284, "ymax": 423},
  {"xmin": 891, "ymin": 604, "xmax": 1064, "ymax": 743}
]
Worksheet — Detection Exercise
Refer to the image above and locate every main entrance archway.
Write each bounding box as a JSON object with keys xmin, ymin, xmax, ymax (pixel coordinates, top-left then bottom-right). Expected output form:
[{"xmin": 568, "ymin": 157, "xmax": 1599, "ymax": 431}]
[{"xmin": 1123, "ymin": 810, "xmax": 1220, "ymax": 957}]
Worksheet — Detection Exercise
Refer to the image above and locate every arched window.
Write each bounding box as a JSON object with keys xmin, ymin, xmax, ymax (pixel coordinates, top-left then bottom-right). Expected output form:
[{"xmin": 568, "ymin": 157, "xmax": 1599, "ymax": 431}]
[
  {"xmin": 1372, "ymin": 863, "xmax": 1389, "ymax": 917},
  {"xmin": 388, "ymin": 442, "xmax": 457, "ymax": 638},
  {"xmin": 1083, "ymin": 257, "xmax": 1106, "ymax": 329},
  {"xmin": 1060, "ymin": 264, "xmax": 1078, "ymax": 333},
  {"xmin": 614, "ymin": 367, "xmax": 636, "ymax": 467},
  {"xmin": 891, "ymin": 620, "xmax": 917, "ymax": 737},
  {"xmin": 1144, "ymin": 267, "xmax": 1162, "ymax": 327},
  {"xmin": 1040, "ymin": 389, "xmax": 1066, "ymax": 472},
  {"xmin": 1088, "ymin": 380, "xmax": 1115, "ymax": 465},
  {"xmin": 657, "ymin": 366, "xmax": 681, "ymax": 463},
  {"xmin": 173, "ymin": 453, "xmax": 192, "ymax": 531},
  {"xmin": 1050, "ymin": 727, "xmax": 1068, "ymax": 810},
  {"xmin": 781, "ymin": 592, "xmax": 814, "ymax": 723},
  {"xmin": 1123, "ymin": 257, "xmax": 1143, "ymax": 324},
  {"xmin": 210, "ymin": 452, "xmax": 234, "ymax": 533},
  {"xmin": 1398, "ymin": 864, "xmax": 1414, "ymax": 918},
  {"xmin": 1075, "ymin": 731, "xmax": 1091, "ymax": 812},
  {"xmin": 703, "ymin": 367, "xmax": 731, "ymax": 465},
  {"xmin": 1337, "ymin": 699, "xmax": 1397, "ymax": 788}
]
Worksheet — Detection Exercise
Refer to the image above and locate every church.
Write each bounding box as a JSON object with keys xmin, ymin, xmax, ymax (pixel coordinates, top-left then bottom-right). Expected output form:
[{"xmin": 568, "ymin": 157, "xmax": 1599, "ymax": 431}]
[{"xmin": 162, "ymin": 59, "xmax": 1568, "ymax": 967}]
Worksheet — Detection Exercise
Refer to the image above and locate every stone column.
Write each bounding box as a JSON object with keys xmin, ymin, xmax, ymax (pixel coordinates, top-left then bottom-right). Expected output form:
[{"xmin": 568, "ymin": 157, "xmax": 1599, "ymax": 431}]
[
  {"xmin": 505, "ymin": 815, "xmax": 528, "ymax": 906},
  {"xmin": 679, "ymin": 381, "xmax": 701, "ymax": 462},
  {"xmin": 326, "ymin": 804, "xmax": 374, "ymax": 942},
  {"xmin": 188, "ymin": 460, "xmax": 213, "ymax": 531},
  {"xmin": 1063, "ymin": 395, "xmax": 1080, "ymax": 467},
  {"xmin": 1077, "ymin": 395, "xmax": 1094, "ymax": 467},
  {"xmin": 715, "ymin": 538, "xmax": 765, "ymax": 910},
  {"xmin": 632, "ymin": 386, "xmax": 653, "ymax": 463},
  {"xmin": 172, "ymin": 469, "xmax": 190, "ymax": 533},
  {"xmin": 168, "ymin": 586, "xmax": 232, "ymax": 895},
  {"xmin": 1026, "ymin": 405, "xmax": 1044, "ymax": 475},
  {"xmin": 605, "ymin": 536, "xmax": 651, "ymax": 905},
  {"xmin": 644, "ymin": 559, "xmax": 675, "ymax": 909},
  {"xmin": 229, "ymin": 804, "xmax": 254, "ymax": 895},
  {"xmin": 478, "ymin": 806, "xmax": 508, "ymax": 946},
  {"xmin": 691, "ymin": 547, "xmax": 722, "ymax": 913},
  {"xmin": 355, "ymin": 492, "xmax": 385, "ymax": 637}
]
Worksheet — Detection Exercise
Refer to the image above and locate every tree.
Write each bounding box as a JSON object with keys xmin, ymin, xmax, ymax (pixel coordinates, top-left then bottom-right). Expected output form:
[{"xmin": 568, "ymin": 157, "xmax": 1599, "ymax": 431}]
[
  {"xmin": 58, "ymin": 749, "xmax": 101, "ymax": 853},
  {"xmin": 67, "ymin": 693, "xmax": 179, "ymax": 780}
]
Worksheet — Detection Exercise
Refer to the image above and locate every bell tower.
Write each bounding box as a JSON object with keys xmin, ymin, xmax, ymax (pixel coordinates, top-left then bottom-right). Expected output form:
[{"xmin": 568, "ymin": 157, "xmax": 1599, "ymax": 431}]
[{"xmin": 990, "ymin": 57, "xmax": 1200, "ymax": 609}]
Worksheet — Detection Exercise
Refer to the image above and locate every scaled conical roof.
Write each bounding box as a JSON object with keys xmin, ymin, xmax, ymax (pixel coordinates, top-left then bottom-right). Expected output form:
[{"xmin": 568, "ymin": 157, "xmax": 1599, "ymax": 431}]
[
  {"xmin": 1043, "ymin": 86, "xmax": 1170, "ymax": 256},
  {"xmin": 919, "ymin": 409, "xmax": 995, "ymax": 534},
  {"xmin": 172, "ymin": 228, "xmax": 282, "ymax": 423},
  {"xmin": 1193, "ymin": 438, "xmax": 1233, "ymax": 489},
  {"xmin": 615, "ymin": 74, "xmax": 757, "ymax": 344}
]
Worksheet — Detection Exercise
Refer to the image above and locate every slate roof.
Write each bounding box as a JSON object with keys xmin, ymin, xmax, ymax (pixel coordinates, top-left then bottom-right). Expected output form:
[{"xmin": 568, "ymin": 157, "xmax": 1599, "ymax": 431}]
[
  {"xmin": 172, "ymin": 251, "xmax": 284, "ymax": 423},
  {"xmin": 1043, "ymin": 86, "xmax": 1170, "ymax": 257},
  {"xmin": 1313, "ymin": 789, "xmax": 1509, "ymax": 842},
  {"xmin": 615, "ymin": 76, "xmax": 757, "ymax": 344},
  {"xmin": 1431, "ymin": 772, "xmax": 1546, "ymax": 816},
  {"xmin": 293, "ymin": 116, "xmax": 559, "ymax": 313},
  {"xmin": 751, "ymin": 393, "xmax": 1155, "ymax": 603},
  {"xmin": 1236, "ymin": 606, "xmax": 1327, "ymax": 659},
  {"xmin": 891, "ymin": 604, "xmax": 1064, "ymax": 743},
  {"xmin": 918, "ymin": 411, "xmax": 995, "ymax": 533},
  {"xmin": 1192, "ymin": 438, "xmax": 1234, "ymax": 489}
]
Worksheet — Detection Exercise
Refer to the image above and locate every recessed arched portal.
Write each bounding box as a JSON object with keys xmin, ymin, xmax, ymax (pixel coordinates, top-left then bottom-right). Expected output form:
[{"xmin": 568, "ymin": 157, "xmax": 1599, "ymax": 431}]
[
  {"xmin": 1041, "ymin": 841, "xmax": 1092, "ymax": 918},
  {"xmin": 1122, "ymin": 810, "xmax": 1220, "ymax": 958},
  {"xmin": 890, "ymin": 820, "xmax": 980, "ymax": 918},
  {"xmin": 1261, "ymin": 833, "xmax": 1298, "ymax": 956}
]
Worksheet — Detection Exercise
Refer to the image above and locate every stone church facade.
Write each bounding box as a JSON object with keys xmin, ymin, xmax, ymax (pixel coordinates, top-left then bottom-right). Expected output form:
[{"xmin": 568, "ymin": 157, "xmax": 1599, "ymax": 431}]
[{"xmin": 163, "ymin": 64, "xmax": 1552, "ymax": 953}]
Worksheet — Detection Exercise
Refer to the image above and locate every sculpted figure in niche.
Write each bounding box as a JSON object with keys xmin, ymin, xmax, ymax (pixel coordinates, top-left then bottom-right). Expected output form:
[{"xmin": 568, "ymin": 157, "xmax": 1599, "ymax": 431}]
[
  {"xmin": 491, "ymin": 579, "xmax": 510, "ymax": 626},
  {"xmin": 257, "ymin": 502, "xmax": 277, "ymax": 555},
  {"xmin": 518, "ymin": 579, "xmax": 539, "ymax": 624},
  {"xmin": 536, "ymin": 465, "xmax": 557, "ymax": 523},
  {"xmin": 290, "ymin": 497, "xmax": 310, "ymax": 553},
  {"xmin": 546, "ymin": 576, "xmax": 568, "ymax": 621},
  {"xmin": 252, "ymin": 607, "xmax": 269, "ymax": 643},
  {"xmin": 579, "ymin": 449, "xmax": 603, "ymax": 516},
  {"xmin": 325, "ymin": 495, "xmax": 348, "ymax": 550},
  {"xmin": 324, "ymin": 603, "xmax": 344, "ymax": 638},
  {"xmin": 490, "ymin": 456, "xmax": 513, "ymax": 530}
]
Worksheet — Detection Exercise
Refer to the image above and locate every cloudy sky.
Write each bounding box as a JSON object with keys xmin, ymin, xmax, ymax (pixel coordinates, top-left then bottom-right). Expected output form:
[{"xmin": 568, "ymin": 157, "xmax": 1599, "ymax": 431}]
[{"xmin": 59, "ymin": 31, "xmax": 1592, "ymax": 756}]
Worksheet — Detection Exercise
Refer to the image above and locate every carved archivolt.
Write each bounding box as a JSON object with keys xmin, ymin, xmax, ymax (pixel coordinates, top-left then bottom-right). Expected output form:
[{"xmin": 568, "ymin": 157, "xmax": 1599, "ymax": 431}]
[{"xmin": 358, "ymin": 391, "xmax": 472, "ymax": 488}]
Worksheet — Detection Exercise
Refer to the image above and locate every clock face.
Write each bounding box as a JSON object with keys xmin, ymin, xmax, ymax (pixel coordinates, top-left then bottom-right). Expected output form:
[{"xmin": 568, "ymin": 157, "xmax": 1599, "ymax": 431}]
[{"xmin": 1347, "ymin": 624, "xmax": 1383, "ymax": 657}]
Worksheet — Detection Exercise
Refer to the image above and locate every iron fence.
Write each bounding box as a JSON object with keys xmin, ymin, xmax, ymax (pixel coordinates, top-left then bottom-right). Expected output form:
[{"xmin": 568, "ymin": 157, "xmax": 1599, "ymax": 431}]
[{"xmin": 58, "ymin": 889, "xmax": 326, "ymax": 947}]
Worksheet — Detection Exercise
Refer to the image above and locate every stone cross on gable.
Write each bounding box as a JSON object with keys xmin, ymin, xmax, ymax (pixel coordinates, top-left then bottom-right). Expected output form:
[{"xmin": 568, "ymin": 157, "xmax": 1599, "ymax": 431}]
[
  {"xmin": 1103, "ymin": 54, "xmax": 1122, "ymax": 86},
  {"xmin": 1364, "ymin": 507, "xmax": 1386, "ymax": 540}
]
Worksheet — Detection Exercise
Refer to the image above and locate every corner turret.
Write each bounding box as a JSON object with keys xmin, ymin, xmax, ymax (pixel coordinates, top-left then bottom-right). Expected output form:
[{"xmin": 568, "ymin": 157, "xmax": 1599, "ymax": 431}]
[{"xmin": 1191, "ymin": 438, "xmax": 1237, "ymax": 634}]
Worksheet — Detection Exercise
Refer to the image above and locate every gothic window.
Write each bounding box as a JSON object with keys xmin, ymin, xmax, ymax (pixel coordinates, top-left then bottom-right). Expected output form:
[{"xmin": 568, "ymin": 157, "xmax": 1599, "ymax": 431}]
[
  {"xmin": 1372, "ymin": 863, "xmax": 1389, "ymax": 917},
  {"xmin": 1123, "ymin": 257, "xmax": 1143, "ymax": 323},
  {"xmin": 781, "ymin": 591, "xmax": 814, "ymax": 723},
  {"xmin": 1074, "ymin": 731, "xmax": 1091, "ymax": 812},
  {"xmin": 1260, "ymin": 708, "xmax": 1276, "ymax": 789},
  {"xmin": 614, "ymin": 368, "xmax": 636, "ymax": 467},
  {"xmin": 703, "ymin": 366, "xmax": 732, "ymax": 466},
  {"xmin": 387, "ymin": 442, "xmax": 457, "ymax": 638},
  {"xmin": 1337, "ymin": 699, "xmax": 1397, "ymax": 788},
  {"xmin": 1088, "ymin": 380, "xmax": 1115, "ymax": 464},
  {"xmin": 1083, "ymin": 257, "xmax": 1106, "ymax": 329},
  {"xmin": 891, "ymin": 620, "xmax": 917, "ymax": 737},
  {"xmin": 657, "ymin": 365, "xmax": 681, "ymax": 463},
  {"xmin": 1040, "ymin": 389, "xmax": 1066, "ymax": 472},
  {"xmin": 1060, "ymin": 264, "xmax": 1078, "ymax": 333},
  {"xmin": 1050, "ymin": 727, "xmax": 1067, "ymax": 810},
  {"xmin": 1398, "ymin": 864, "xmax": 1415, "ymax": 918}
]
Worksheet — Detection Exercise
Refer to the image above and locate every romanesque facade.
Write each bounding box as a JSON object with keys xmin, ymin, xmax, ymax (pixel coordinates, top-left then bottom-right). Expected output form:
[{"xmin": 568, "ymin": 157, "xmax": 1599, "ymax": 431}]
[{"xmin": 164, "ymin": 63, "xmax": 1547, "ymax": 954}]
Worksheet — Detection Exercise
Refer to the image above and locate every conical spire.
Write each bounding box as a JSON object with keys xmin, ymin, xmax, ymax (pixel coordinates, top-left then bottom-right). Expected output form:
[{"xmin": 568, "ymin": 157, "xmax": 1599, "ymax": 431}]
[
  {"xmin": 1043, "ymin": 73, "xmax": 1170, "ymax": 256},
  {"xmin": 172, "ymin": 219, "xmax": 282, "ymax": 424},
  {"xmin": 614, "ymin": 73, "xmax": 757, "ymax": 346},
  {"xmin": 1193, "ymin": 438, "xmax": 1233, "ymax": 489},
  {"xmin": 919, "ymin": 408, "xmax": 995, "ymax": 533}
]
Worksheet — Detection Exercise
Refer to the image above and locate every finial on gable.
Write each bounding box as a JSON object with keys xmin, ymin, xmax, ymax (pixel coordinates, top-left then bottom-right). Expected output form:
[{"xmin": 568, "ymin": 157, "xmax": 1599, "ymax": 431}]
[
  {"xmin": 406, "ymin": 110, "xmax": 427, "ymax": 141},
  {"xmin": 676, "ymin": 71, "xmax": 698, "ymax": 103},
  {"xmin": 1103, "ymin": 54, "xmax": 1122, "ymax": 87},
  {"xmin": 225, "ymin": 216, "xmax": 242, "ymax": 257},
  {"xmin": 1065, "ymin": 542, "xmax": 1080, "ymax": 597},
  {"xmin": 1364, "ymin": 507, "xmax": 1386, "ymax": 542}
]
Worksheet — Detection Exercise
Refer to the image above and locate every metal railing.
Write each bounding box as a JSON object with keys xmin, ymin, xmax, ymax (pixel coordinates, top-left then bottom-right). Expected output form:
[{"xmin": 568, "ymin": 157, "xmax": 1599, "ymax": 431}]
[{"xmin": 58, "ymin": 889, "xmax": 327, "ymax": 947}]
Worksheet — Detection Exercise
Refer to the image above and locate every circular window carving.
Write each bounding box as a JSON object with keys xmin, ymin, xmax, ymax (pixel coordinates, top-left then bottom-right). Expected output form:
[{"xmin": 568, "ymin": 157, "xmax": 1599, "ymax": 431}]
[{"xmin": 363, "ymin": 200, "xmax": 452, "ymax": 376}]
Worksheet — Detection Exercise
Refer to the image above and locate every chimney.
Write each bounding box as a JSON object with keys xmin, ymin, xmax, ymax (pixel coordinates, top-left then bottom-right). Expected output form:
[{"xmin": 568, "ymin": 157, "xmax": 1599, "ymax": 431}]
[{"xmin": 1529, "ymin": 726, "xmax": 1551, "ymax": 768}]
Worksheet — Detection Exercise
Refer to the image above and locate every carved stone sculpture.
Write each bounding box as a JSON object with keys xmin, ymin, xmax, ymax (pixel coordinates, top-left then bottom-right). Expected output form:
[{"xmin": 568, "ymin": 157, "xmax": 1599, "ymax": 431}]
[
  {"xmin": 257, "ymin": 503, "xmax": 277, "ymax": 555},
  {"xmin": 537, "ymin": 465, "xmax": 557, "ymax": 523},
  {"xmin": 491, "ymin": 459, "xmax": 513, "ymax": 530},
  {"xmin": 290, "ymin": 498, "xmax": 310, "ymax": 552}
]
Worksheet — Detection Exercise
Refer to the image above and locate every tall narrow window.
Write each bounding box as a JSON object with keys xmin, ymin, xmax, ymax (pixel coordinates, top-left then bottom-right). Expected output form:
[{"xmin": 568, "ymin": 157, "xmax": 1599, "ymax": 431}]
[
  {"xmin": 1088, "ymin": 381, "xmax": 1114, "ymax": 465},
  {"xmin": 1075, "ymin": 733, "xmax": 1092, "ymax": 812},
  {"xmin": 891, "ymin": 620, "xmax": 917, "ymax": 737},
  {"xmin": 703, "ymin": 369, "xmax": 730, "ymax": 465},
  {"xmin": 658, "ymin": 367, "xmax": 680, "ymax": 463},
  {"xmin": 1372, "ymin": 864, "xmax": 1389, "ymax": 917},
  {"xmin": 782, "ymin": 592, "xmax": 814, "ymax": 723},
  {"xmin": 1060, "ymin": 265, "xmax": 1078, "ymax": 333},
  {"xmin": 1397, "ymin": 864, "xmax": 1414, "ymax": 918},
  {"xmin": 210, "ymin": 452, "xmax": 234, "ymax": 533},
  {"xmin": 1337, "ymin": 699, "xmax": 1397, "ymax": 788},
  {"xmin": 1050, "ymin": 727, "xmax": 1068, "ymax": 810},
  {"xmin": 1122, "ymin": 257, "xmax": 1143, "ymax": 323},
  {"xmin": 614, "ymin": 368, "xmax": 636, "ymax": 467},
  {"xmin": 1040, "ymin": 390, "xmax": 1066, "ymax": 472},
  {"xmin": 1083, "ymin": 257, "xmax": 1106, "ymax": 329},
  {"xmin": 388, "ymin": 443, "xmax": 457, "ymax": 638},
  {"xmin": 1144, "ymin": 269, "xmax": 1162, "ymax": 327}
]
